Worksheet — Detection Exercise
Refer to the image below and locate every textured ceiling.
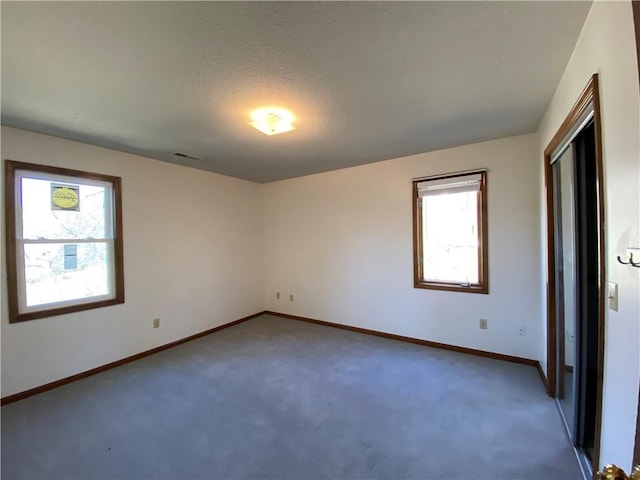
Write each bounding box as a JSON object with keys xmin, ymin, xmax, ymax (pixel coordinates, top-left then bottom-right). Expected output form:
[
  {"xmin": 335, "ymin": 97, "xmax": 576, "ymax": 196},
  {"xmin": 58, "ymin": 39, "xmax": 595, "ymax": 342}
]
[{"xmin": 1, "ymin": 1, "xmax": 591, "ymax": 183}]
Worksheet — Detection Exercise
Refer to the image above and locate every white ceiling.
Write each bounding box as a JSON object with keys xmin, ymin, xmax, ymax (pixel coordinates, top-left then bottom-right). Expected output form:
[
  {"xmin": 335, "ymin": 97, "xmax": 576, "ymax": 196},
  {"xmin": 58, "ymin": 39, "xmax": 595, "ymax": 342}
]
[{"xmin": 1, "ymin": 1, "xmax": 591, "ymax": 183}]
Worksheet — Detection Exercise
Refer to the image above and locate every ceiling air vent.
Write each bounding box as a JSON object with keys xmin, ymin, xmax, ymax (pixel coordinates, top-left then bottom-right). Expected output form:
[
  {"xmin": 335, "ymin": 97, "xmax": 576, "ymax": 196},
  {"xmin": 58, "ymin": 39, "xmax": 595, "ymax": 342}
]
[{"xmin": 173, "ymin": 152, "xmax": 203, "ymax": 161}]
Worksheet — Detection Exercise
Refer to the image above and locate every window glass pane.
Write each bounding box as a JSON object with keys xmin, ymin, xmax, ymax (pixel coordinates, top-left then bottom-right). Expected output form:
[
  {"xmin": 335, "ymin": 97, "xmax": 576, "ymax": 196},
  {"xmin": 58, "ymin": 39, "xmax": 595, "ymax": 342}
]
[
  {"xmin": 21, "ymin": 177, "xmax": 107, "ymax": 240},
  {"xmin": 24, "ymin": 242, "xmax": 112, "ymax": 307},
  {"xmin": 422, "ymin": 190, "xmax": 479, "ymax": 283}
]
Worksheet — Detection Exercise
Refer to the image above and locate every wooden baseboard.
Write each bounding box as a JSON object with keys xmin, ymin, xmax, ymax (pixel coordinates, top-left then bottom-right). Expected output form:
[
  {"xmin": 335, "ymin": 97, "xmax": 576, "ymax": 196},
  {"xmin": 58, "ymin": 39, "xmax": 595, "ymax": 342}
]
[
  {"xmin": 537, "ymin": 362, "xmax": 550, "ymax": 394},
  {"xmin": 1, "ymin": 311, "xmax": 266, "ymax": 406},
  {"xmin": 265, "ymin": 310, "xmax": 543, "ymax": 371},
  {"xmin": 3, "ymin": 309, "xmax": 549, "ymax": 405}
]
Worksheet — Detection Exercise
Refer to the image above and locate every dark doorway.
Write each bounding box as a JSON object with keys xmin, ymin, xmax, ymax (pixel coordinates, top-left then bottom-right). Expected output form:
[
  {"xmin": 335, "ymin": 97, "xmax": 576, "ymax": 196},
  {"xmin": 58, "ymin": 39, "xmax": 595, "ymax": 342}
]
[{"xmin": 572, "ymin": 120, "xmax": 599, "ymax": 460}]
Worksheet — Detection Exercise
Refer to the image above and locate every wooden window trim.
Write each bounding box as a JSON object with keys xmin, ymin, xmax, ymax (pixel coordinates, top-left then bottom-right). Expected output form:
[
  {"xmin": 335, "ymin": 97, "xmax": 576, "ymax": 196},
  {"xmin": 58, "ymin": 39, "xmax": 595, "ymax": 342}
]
[
  {"xmin": 4, "ymin": 160, "xmax": 125, "ymax": 323},
  {"xmin": 412, "ymin": 170, "xmax": 488, "ymax": 294}
]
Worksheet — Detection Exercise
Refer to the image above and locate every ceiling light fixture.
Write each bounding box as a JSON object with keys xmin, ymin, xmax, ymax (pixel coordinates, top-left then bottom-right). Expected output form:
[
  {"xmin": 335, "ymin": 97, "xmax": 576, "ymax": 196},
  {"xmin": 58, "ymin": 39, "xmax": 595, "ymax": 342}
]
[{"xmin": 249, "ymin": 107, "xmax": 296, "ymax": 136}]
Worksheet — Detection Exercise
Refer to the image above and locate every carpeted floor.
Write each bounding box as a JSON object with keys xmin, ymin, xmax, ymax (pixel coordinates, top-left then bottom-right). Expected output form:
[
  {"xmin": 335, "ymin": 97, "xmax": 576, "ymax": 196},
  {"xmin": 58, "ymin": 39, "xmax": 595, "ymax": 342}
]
[{"xmin": 1, "ymin": 314, "xmax": 582, "ymax": 479}]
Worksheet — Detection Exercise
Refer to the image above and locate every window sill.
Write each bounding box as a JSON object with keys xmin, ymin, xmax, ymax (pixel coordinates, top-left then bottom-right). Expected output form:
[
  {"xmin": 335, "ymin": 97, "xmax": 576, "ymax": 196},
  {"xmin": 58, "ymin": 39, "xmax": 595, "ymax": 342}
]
[
  {"xmin": 9, "ymin": 297, "xmax": 125, "ymax": 324},
  {"xmin": 414, "ymin": 281, "xmax": 488, "ymax": 294}
]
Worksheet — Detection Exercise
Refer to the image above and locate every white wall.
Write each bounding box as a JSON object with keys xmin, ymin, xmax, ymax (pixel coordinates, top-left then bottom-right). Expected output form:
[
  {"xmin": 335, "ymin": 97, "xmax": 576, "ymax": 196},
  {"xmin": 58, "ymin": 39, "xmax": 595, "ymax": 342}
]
[
  {"xmin": 1, "ymin": 127, "xmax": 264, "ymax": 397},
  {"xmin": 537, "ymin": 0, "xmax": 640, "ymax": 470},
  {"xmin": 262, "ymin": 134, "xmax": 542, "ymax": 360}
]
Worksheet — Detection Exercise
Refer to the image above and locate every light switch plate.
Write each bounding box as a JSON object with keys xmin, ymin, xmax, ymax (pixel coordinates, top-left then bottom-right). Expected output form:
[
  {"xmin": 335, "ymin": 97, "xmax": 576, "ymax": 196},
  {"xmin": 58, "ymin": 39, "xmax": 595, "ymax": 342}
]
[{"xmin": 608, "ymin": 282, "xmax": 618, "ymax": 312}]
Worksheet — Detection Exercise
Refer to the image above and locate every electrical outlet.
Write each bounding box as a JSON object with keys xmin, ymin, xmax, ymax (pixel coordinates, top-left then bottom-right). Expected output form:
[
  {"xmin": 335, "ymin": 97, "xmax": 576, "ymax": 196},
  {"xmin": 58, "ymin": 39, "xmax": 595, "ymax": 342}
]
[
  {"xmin": 153, "ymin": 318, "xmax": 160, "ymax": 329},
  {"xmin": 479, "ymin": 318, "xmax": 488, "ymax": 330},
  {"xmin": 276, "ymin": 291, "xmax": 280, "ymax": 299},
  {"xmin": 289, "ymin": 294, "xmax": 294, "ymax": 302},
  {"xmin": 518, "ymin": 325, "xmax": 526, "ymax": 336}
]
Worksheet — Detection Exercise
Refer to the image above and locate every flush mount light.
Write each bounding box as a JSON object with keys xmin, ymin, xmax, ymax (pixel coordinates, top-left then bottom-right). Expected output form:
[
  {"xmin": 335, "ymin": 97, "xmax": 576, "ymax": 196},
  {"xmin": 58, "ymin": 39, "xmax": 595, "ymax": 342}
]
[{"xmin": 249, "ymin": 107, "xmax": 296, "ymax": 136}]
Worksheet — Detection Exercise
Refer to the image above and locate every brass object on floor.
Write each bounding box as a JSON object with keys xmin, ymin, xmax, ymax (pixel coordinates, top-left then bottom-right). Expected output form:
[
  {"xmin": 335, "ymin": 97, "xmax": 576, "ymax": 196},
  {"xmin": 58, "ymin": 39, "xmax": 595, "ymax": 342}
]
[{"xmin": 596, "ymin": 464, "xmax": 640, "ymax": 480}]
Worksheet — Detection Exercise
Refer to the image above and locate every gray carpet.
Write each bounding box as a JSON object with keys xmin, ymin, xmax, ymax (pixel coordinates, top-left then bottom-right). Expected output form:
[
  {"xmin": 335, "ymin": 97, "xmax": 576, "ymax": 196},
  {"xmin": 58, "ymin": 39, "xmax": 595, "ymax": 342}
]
[{"xmin": 1, "ymin": 314, "xmax": 582, "ymax": 480}]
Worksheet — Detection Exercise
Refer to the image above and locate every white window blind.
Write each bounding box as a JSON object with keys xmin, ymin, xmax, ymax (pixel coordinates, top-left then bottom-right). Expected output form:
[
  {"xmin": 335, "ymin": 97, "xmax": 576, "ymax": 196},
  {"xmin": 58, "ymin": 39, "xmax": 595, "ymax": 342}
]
[{"xmin": 417, "ymin": 173, "xmax": 482, "ymax": 197}]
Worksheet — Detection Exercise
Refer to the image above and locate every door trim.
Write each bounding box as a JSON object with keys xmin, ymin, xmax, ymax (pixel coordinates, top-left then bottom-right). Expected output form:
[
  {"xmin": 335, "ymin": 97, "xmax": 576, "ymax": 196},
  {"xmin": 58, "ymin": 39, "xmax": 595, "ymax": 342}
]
[
  {"xmin": 633, "ymin": 1, "xmax": 640, "ymax": 93},
  {"xmin": 635, "ymin": 386, "xmax": 640, "ymax": 465},
  {"xmin": 543, "ymin": 74, "xmax": 606, "ymax": 473},
  {"xmin": 632, "ymin": 1, "xmax": 639, "ymax": 466}
]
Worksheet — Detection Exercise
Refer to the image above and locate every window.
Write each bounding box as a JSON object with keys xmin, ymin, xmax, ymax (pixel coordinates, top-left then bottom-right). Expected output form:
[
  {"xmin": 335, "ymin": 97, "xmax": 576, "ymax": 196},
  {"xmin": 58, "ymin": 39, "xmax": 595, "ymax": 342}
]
[
  {"xmin": 412, "ymin": 170, "xmax": 488, "ymax": 293},
  {"xmin": 5, "ymin": 161, "xmax": 124, "ymax": 323}
]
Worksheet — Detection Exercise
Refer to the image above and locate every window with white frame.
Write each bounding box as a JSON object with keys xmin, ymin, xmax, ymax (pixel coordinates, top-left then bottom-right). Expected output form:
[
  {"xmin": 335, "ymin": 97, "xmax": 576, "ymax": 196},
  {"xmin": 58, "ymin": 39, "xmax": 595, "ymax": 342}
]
[
  {"xmin": 5, "ymin": 161, "xmax": 124, "ymax": 323},
  {"xmin": 412, "ymin": 170, "xmax": 488, "ymax": 293}
]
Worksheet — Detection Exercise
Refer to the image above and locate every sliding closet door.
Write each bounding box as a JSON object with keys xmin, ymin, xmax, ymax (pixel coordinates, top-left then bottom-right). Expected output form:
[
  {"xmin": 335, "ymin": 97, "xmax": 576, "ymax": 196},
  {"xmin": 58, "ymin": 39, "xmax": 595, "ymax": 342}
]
[{"xmin": 553, "ymin": 144, "xmax": 578, "ymax": 440}]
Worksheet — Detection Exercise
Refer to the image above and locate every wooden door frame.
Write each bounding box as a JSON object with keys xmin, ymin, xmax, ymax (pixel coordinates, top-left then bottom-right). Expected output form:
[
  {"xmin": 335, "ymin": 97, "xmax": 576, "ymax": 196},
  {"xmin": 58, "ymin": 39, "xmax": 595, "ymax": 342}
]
[
  {"xmin": 634, "ymin": 1, "xmax": 640, "ymax": 85},
  {"xmin": 635, "ymin": 386, "xmax": 640, "ymax": 465},
  {"xmin": 633, "ymin": 0, "xmax": 640, "ymax": 467},
  {"xmin": 543, "ymin": 74, "xmax": 605, "ymax": 474}
]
